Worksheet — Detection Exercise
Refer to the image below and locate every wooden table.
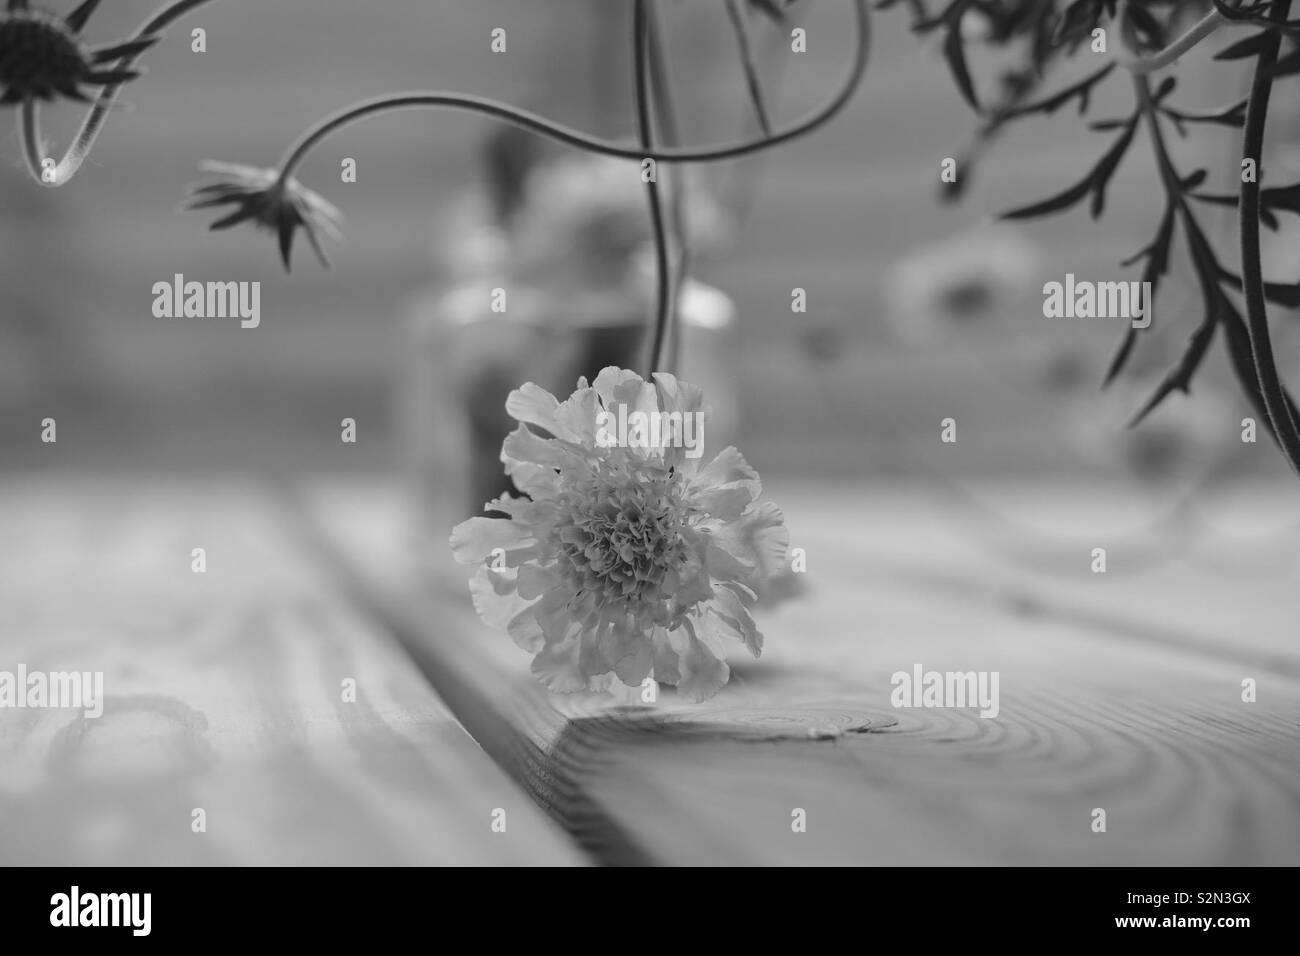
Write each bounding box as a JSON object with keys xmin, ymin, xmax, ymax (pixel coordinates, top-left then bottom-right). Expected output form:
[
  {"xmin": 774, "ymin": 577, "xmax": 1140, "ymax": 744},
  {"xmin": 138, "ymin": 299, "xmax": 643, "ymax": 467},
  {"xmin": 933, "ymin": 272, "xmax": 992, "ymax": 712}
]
[{"xmin": 2, "ymin": 476, "xmax": 1297, "ymax": 865}]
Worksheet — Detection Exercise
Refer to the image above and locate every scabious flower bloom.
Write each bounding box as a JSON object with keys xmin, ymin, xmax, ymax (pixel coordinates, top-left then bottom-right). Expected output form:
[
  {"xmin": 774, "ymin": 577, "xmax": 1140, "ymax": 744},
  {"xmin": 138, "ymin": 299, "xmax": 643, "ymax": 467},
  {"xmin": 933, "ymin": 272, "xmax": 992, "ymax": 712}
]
[
  {"xmin": 450, "ymin": 367, "xmax": 786, "ymax": 702},
  {"xmin": 0, "ymin": 0, "xmax": 157, "ymax": 105},
  {"xmin": 183, "ymin": 161, "xmax": 343, "ymax": 271}
]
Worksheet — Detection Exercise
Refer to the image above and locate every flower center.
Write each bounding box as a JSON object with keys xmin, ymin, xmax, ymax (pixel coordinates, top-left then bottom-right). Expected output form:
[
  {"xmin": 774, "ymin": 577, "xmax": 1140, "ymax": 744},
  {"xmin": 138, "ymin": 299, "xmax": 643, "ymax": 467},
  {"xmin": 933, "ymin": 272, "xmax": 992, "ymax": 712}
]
[
  {"xmin": 0, "ymin": 11, "xmax": 89, "ymax": 96},
  {"xmin": 555, "ymin": 461, "xmax": 692, "ymax": 612}
]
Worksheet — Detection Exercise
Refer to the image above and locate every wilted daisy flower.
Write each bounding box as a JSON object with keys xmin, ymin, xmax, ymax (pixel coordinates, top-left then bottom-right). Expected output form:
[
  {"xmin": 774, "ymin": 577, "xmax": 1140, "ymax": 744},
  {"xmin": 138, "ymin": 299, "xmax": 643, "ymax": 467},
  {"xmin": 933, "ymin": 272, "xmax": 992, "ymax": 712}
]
[
  {"xmin": 183, "ymin": 161, "xmax": 343, "ymax": 271},
  {"xmin": 0, "ymin": 0, "xmax": 157, "ymax": 105},
  {"xmin": 450, "ymin": 367, "xmax": 787, "ymax": 702}
]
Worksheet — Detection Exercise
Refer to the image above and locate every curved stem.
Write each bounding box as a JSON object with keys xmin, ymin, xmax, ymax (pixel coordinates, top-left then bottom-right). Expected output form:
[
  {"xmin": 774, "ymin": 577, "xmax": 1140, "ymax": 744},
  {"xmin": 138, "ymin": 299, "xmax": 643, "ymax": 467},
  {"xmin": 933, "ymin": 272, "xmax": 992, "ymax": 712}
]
[
  {"xmin": 1237, "ymin": 0, "xmax": 1300, "ymax": 476},
  {"xmin": 19, "ymin": 100, "xmax": 46, "ymax": 182},
  {"xmin": 1116, "ymin": 4, "xmax": 1225, "ymax": 75},
  {"xmin": 274, "ymin": 0, "xmax": 869, "ymax": 182},
  {"xmin": 17, "ymin": 0, "xmax": 220, "ymax": 187},
  {"xmin": 634, "ymin": 0, "xmax": 673, "ymax": 379}
]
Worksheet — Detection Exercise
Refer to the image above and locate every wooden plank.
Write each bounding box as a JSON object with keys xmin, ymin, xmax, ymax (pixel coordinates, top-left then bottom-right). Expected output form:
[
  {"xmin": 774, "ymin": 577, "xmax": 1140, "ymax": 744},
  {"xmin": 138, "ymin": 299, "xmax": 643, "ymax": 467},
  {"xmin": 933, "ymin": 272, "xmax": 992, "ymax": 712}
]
[
  {"xmin": 0, "ymin": 477, "xmax": 586, "ymax": 866},
  {"xmin": 300, "ymin": 478, "xmax": 1300, "ymax": 865}
]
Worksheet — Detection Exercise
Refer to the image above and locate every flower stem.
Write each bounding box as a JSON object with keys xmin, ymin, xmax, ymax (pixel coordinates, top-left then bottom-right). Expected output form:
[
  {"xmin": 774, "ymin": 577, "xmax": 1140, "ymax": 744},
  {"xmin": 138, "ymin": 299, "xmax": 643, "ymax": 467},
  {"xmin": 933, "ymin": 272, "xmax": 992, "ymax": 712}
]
[
  {"xmin": 1133, "ymin": 75, "xmax": 1183, "ymax": 208},
  {"xmin": 274, "ymin": 0, "xmax": 869, "ymax": 183},
  {"xmin": 18, "ymin": 99, "xmax": 45, "ymax": 182},
  {"xmin": 724, "ymin": 0, "xmax": 773, "ymax": 136},
  {"xmin": 1116, "ymin": 3, "xmax": 1225, "ymax": 75},
  {"xmin": 646, "ymin": 1, "xmax": 689, "ymax": 376},
  {"xmin": 634, "ymin": 0, "xmax": 673, "ymax": 379},
  {"xmin": 17, "ymin": 0, "xmax": 220, "ymax": 187},
  {"xmin": 1237, "ymin": 0, "xmax": 1300, "ymax": 477}
]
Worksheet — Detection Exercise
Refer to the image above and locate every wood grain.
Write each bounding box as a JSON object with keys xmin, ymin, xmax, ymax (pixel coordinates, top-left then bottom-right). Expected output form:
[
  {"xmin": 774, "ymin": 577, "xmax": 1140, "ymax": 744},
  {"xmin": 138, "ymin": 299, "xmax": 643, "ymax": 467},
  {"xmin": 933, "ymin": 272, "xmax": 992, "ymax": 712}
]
[
  {"xmin": 0, "ymin": 477, "xmax": 587, "ymax": 866},
  {"xmin": 300, "ymin": 477, "xmax": 1300, "ymax": 865}
]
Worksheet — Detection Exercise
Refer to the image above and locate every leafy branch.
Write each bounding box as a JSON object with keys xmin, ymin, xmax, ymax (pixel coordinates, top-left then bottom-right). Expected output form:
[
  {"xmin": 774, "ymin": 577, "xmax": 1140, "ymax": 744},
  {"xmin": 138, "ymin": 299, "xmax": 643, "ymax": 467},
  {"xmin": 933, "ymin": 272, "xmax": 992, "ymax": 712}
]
[{"xmin": 897, "ymin": 0, "xmax": 1300, "ymax": 477}]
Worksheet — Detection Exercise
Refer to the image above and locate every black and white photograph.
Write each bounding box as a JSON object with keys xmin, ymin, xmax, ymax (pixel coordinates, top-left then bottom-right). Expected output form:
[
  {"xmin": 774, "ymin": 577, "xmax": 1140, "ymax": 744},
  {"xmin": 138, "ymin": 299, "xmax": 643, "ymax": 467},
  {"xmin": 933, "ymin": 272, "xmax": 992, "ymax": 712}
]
[{"xmin": 0, "ymin": 0, "xmax": 1296, "ymax": 920}]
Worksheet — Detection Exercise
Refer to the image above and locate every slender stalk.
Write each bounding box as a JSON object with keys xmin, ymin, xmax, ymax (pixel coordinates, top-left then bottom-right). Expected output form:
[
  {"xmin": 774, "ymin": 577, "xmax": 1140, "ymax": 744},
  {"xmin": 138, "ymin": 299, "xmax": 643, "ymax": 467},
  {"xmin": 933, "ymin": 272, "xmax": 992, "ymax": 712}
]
[
  {"xmin": 724, "ymin": 0, "xmax": 773, "ymax": 136},
  {"xmin": 722, "ymin": 11, "xmax": 795, "ymax": 228},
  {"xmin": 634, "ymin": 0, "xmax": 673, "ymax": 378},
  {"xmin": 1116, "ymin": 3, "xmax": 1225, "ymax": 75},
  {"xmin": 19, "ymin": 100, "xmax": 45, "ymax": 182},
  {"xmin": 1133, "ymin": 76, "xmax": 1184, "ymax": 208},
  {"xmin": 274, "ymin": 0, "xmax": 869, "ymax": 182},
  {"xmin": 1237, "ymin": 0, "xmax": 1300, "ymax": 476},
  {"xmin": 18, "ymin": 0, "xmax": 220, "ymax": 187},
  {"xmin": 646, "ymin": 2, "xmax": 689, "ymax": 376},
  {"xmin": 1133, "ymin": 60, "xmax": 1300, "ymax": 475}
]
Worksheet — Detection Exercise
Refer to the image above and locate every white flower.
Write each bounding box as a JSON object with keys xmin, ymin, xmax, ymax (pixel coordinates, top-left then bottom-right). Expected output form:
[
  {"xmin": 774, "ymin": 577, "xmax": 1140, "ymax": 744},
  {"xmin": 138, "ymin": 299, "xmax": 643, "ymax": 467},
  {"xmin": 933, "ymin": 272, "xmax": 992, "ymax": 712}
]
[
  {"xmin": 450, "ymin": 367, "xmax": 786, "ymax": 701},
  {"xmin": 883, "ymin": 226, "xmax": 1039, "ymax": 343}
]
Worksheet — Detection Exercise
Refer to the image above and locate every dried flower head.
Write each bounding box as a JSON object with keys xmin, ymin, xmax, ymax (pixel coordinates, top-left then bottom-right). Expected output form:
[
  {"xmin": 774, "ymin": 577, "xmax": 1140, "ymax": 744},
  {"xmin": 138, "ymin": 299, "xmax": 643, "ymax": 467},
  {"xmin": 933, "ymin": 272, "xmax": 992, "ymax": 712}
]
[
  {"xmin": 184, "ymin": 161, "xmax": 343, "ymax": 271},
  {"xmin": 451, "ymin": 367, "xmax": 787, "ymax": 702},
  {"xmin": 0, "ymin": 0, "xmax": 157, "ymax": 106}
]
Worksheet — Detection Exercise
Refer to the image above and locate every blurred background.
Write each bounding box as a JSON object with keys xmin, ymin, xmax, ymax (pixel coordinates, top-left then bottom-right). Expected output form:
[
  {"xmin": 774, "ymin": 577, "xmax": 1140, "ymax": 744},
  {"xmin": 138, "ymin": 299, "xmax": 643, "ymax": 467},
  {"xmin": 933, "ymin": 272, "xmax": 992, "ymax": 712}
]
[
  {"xmin": 4, "ymin": 0, "xmax": 1300, "ymax": 870},
  {"xmin": 2, "ymin": 0, "xmax": 1298, "ymax": 489}
]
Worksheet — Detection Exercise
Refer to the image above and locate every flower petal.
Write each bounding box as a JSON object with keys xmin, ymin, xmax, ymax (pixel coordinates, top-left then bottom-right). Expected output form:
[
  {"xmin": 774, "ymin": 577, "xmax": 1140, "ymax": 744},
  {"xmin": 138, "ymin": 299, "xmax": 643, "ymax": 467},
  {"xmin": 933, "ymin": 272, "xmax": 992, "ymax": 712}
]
[
  {"xmin": 506, "ymin": 604, "xmax": 545, "ymax": 652},
  {"xmin": 695, "ymin": 446, "xmax": 760, "ymax": 497},
  {"xmin": 530, "ymin": 589, "xmax": 576, "ymax": 644},
  {"xmin": 506, "ymin": 382, "xmax": 578, "ymax": 441},
  {"xmin": 694, "ymin": 484, "xmax": 754, "ymax": 522},
  {"xmin": 707, "ymin": 585, "xmax": 763, "ymax": 657},
  {"xmin": 613, "ymin": 640, "xmax": 653, "ymax": 685},
  {"xmin": 675, "ymin": 623, "xmax": 730, "ymax": 702},
  {"xmin": 651, "ymin": 629, "xmax": 681, "ymax": 685},
  {"xmin": 516, "ymin": 563, "xmax": 557, "ymax": 600},
  {"xmin": 449, "ymin": 516, "xmax": 533, "ymax": 564},
  {"xmin": 652, "ymin": 372, "xmax": 706, "ymax": 418},
  {"xmin": 709, "ymin": 501, "xmax": 789, "ymax": 583},
  {"xmin": 592, "ymin": 366, "xmax": 645, "ymax": 407},
  {"xmin": 468, "ymin": 566, "xmax": 524, "ymax": 629},
  {"xmin": 530, "ymin": 637, "xmax": 588, "ymax": 693},
  {"xmin": 501, "ymin": 424, "xmax": 568, "ymax": 470},
  {"xmin": 552, "ymin": 384, "xmax": 603, "ymax": 445}
]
